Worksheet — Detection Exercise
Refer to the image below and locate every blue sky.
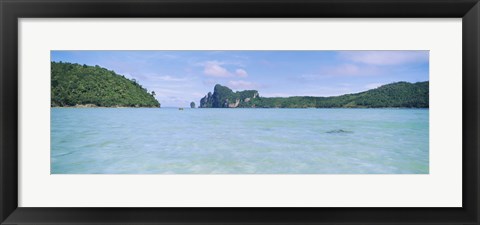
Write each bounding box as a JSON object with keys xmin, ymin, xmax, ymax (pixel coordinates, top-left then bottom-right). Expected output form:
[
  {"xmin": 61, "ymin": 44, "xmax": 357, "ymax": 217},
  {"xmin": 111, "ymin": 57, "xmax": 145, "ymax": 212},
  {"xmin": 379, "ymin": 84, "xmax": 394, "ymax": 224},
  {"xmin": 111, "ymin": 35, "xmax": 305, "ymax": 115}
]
[{"xmin": 51, "ymin": 50, "xmax": 429, "ymax": 107}]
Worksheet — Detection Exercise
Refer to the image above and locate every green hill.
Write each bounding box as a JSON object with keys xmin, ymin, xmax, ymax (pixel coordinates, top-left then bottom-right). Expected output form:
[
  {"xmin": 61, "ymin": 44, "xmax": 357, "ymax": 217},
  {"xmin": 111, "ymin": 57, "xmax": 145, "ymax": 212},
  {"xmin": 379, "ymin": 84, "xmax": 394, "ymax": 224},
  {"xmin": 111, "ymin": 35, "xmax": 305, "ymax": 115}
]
[
  {"xmin": 51, "ymin": 62, "xmax": 160, "ymax": 107},
  {"xmin": 200, "ymin": 84, "xmax": 259, "ymax": 108},
  {"xmin": 200, "ymin": 82, "xmax": 429, "ymax": 108}
]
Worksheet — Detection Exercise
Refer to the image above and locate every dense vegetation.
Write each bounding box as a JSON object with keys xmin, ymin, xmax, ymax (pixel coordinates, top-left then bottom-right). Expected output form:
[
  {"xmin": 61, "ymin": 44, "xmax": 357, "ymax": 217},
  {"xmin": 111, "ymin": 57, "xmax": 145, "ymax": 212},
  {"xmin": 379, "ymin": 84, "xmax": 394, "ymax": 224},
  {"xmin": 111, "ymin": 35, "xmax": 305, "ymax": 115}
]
[
  {"xmin": 51, "ymin": 62, "xmax": 160, "ymax": 107},
  {"xmin": 200, "ymin": 82, "xmax": 429, "ymax": 108},
  {"xmin": 200, "ymin": 84, "xmax": 259, "ymax": 108}
]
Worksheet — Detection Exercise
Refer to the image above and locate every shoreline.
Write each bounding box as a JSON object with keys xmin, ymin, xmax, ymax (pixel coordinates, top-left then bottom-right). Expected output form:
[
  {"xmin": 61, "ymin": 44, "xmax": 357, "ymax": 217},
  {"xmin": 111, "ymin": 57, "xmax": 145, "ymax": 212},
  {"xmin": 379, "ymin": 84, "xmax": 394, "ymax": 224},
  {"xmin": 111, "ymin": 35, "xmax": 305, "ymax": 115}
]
[
  {"xmin": 51, "ymin": 106, "xmax": 429, "ymax": 109},
  {"xmin": 51, "ymin": 104, "xmax": 159, "ymax": 108}
]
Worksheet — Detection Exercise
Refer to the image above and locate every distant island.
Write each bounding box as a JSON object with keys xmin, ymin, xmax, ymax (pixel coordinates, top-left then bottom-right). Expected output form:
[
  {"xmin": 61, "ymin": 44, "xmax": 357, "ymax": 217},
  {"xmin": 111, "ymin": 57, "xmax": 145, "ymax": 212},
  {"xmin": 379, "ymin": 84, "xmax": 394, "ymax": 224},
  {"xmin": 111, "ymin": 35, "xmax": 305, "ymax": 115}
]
[
  {"xmin": 51, "ymin": 62, "xmax": 160, "ymax": 107},
  {"xmin": 51, "ymin": 62, "xmax": 428, "ymax": 109},
  {"xmin": 200, "ymin": 82, "xmax": 429, "ymax": 108}
]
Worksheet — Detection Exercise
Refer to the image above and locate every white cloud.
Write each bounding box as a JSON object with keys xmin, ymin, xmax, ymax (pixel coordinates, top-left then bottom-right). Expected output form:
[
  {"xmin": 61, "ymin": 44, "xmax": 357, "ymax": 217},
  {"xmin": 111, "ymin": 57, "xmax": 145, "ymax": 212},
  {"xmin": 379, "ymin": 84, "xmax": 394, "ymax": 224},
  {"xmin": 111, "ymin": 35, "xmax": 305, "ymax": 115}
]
[
  {"xmin": 227, "ymin": 80, "xmax": 259, "ymax": 90},
  {"xmin": 200, "ymin": 61, "xmax": 248, "ymax": 78},
  {"xmin": 235, "ymin": 69, "xmax": 248, "ymax": 77},
  {"xmin": 340, "ymin": 51, "xmax": 429, "ymax": 65},
  {"xmin": 203, "ymin": 61, "xmax": 231, "ymax": 77}
]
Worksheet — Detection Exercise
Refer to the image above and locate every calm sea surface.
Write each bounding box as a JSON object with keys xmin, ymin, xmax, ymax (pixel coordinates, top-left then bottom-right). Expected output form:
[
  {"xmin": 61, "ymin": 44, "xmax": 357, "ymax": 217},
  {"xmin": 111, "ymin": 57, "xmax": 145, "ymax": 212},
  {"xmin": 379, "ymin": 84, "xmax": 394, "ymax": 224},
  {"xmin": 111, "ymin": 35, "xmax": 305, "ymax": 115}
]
[{"xmin": 51, "ymin": 108, "xmax": 429, "ymax": 174}]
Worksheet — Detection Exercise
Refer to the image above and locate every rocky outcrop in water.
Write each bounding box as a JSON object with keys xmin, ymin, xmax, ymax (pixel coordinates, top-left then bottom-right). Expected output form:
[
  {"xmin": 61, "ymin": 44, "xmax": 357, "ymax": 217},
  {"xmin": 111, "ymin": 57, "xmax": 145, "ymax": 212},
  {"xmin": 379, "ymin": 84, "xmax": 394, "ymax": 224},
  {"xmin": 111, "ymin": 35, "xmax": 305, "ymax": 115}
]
[{"xmin": 199, "ymin": 84, "xmax": 259, "ymax": 108}]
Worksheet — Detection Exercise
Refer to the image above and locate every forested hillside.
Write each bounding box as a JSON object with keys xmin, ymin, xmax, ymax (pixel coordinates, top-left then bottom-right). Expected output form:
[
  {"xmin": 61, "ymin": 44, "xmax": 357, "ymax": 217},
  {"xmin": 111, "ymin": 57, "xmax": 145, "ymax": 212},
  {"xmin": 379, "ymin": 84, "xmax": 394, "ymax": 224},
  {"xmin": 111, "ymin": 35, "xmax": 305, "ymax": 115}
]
[
  {"xmin": 200, "ymin": 84, "xmax": 259, "ymax": 108},
  {"xmin": 200, "ymin": 82, "xmax": 429, "ymax": 108},
  {"xmin": 51, "ymin": 62, "xmax": 160, "ymax": 107}
]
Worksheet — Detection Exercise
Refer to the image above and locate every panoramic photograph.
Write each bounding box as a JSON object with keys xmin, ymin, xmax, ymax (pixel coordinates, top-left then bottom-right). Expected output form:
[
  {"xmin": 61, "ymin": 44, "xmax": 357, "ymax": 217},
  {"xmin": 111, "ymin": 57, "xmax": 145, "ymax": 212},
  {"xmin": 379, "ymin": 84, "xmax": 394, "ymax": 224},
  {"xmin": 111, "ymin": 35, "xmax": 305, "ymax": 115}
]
[{"xmin": 51, "ymin": 50, "xmax": 429, "ymax": 174}]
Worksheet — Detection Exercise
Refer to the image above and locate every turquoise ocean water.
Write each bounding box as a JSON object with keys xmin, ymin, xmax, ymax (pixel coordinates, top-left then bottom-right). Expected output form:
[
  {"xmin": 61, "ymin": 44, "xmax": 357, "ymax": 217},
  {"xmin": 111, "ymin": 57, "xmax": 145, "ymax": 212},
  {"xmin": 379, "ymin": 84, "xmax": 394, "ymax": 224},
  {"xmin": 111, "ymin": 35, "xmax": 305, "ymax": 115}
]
[{"xmin": 51, "ymin": 108, "xmax": 429, "ymax": 174}]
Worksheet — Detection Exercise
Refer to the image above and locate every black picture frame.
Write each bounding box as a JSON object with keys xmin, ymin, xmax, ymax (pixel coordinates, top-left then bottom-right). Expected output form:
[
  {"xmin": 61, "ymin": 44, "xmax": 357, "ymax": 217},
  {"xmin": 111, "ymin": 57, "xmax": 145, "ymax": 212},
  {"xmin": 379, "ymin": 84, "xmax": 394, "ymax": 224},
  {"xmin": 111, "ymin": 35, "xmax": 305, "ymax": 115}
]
[{"xmin": 1, "ymin": 0, "xmax": 479, "ymax": 224}]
